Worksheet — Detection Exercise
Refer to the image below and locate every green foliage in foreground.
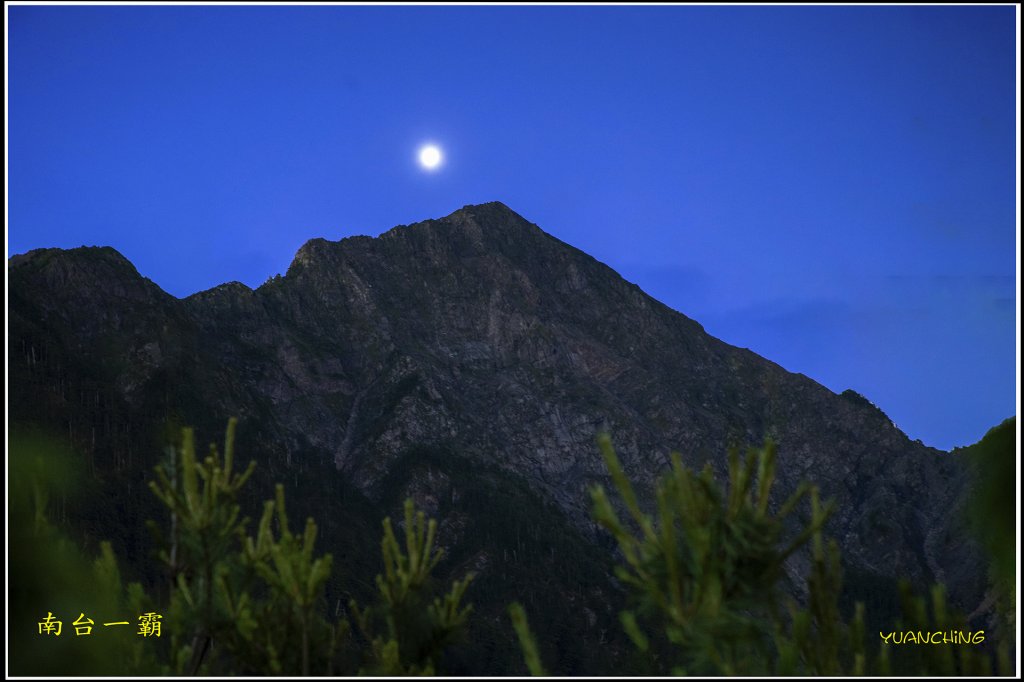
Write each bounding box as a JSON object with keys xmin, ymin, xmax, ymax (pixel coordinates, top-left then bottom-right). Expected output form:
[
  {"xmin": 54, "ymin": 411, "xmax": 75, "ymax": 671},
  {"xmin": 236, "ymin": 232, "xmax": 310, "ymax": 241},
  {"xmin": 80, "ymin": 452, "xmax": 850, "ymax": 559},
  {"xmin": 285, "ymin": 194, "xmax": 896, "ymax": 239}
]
[
  {"xmin": 508, "ymin": 602, "xmax": 547, "ymax": 677},
  {"xmin": 12, "ymin": 419, "xmax": 1015, "ymax": 676},
  {"xmin": 145, "ymin": 418, "xmax": 476, "ymax": 676},
  {"xmin": 511, "ymin": 434, "xmax": 1014, "ymax": 676},
  {"xmin": 8, "ymin": 433, "xmax": 160, "ymax": 676},
  {"xmin": 588, "ymin": 435, "xmax": 837, "ymax": 675},
  {"xmin": 348, "ymin": 499, "xmax": 475, "ymax": 675},
  {"xmin": 961, "ymin": 417, "xmax": 1016, "ymax": 638}
]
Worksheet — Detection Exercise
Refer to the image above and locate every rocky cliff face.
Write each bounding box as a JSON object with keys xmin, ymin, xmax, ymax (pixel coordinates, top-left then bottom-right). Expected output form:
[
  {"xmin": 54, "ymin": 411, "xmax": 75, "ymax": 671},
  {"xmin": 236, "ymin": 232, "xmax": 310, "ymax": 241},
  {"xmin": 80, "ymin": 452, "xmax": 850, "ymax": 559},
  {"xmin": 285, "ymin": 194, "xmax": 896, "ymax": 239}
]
[{"xmin": 8, "ymin": 201, "xmax": 986, "ymax": 670}]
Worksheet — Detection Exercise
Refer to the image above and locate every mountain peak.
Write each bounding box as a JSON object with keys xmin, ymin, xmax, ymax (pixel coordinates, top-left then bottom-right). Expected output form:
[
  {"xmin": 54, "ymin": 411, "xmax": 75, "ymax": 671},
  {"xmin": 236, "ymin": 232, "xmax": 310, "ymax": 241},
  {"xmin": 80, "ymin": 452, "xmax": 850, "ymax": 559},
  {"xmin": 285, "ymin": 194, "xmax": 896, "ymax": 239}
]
[
  {"xmin": 385, "ymin": 200, "xmax": 541, "ymax": 239},
  {"xmin": 8, "ymin": 203, "xmax": 985, "ymax": 668},
  {"xmin": 8, "ymin": 244, "xmax": 172, "ymax": 303},
  {"xmin": 9, "ymin": 244, "xmax": 135, "ymax": 271},
  {"xmin": 287, "ymin": 201, "xmax": 554, "ymax": 280},
  {"xmin": 447, "ymin": 200, "xmax": 523, "ymax": 221}
]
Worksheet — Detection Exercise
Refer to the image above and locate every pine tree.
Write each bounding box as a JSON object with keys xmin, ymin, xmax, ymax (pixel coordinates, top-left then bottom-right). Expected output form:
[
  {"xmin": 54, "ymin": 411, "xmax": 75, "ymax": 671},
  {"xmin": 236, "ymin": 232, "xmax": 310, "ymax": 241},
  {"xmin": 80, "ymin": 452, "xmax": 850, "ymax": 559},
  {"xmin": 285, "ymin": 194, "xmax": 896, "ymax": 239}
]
[
  {"xmin": 576, "ymin": 434, "xmax": 1013, "ymax": 677},
  {"xmin": 147, "ymin": 418, "xmax": 256, "ymax": 674},
  {"xmin": 349, "ymin": 498, "xmax": 476, "ymax": 675}
]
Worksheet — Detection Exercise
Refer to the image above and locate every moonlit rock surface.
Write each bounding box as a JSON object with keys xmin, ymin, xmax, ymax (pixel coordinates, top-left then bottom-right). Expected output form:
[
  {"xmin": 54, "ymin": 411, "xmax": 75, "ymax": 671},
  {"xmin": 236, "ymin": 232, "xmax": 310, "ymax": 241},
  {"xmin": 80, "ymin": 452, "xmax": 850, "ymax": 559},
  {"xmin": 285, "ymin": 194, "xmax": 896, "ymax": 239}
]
[{"xmin": 8, "ymin": 201, "xmax": 988, "ymax": 638}]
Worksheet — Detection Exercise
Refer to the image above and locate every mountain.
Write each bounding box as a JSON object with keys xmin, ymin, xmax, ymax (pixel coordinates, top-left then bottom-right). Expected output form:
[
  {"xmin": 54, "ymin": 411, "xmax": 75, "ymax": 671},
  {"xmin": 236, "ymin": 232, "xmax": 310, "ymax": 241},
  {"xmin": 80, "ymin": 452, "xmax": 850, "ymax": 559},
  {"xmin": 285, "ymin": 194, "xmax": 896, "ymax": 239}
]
[{"xmin": 8, "ymin": 201, "xmax": 987, "ymax": 673}]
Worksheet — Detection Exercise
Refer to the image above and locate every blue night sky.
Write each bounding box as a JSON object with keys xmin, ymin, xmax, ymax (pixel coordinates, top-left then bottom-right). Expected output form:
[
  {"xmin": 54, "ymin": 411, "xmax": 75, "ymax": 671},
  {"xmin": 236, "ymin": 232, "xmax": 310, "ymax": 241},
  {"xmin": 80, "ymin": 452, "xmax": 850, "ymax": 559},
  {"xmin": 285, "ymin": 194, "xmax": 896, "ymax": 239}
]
[{"xmin": 7, "ymin": 5, "xmax": 1018, "ymax": 450}]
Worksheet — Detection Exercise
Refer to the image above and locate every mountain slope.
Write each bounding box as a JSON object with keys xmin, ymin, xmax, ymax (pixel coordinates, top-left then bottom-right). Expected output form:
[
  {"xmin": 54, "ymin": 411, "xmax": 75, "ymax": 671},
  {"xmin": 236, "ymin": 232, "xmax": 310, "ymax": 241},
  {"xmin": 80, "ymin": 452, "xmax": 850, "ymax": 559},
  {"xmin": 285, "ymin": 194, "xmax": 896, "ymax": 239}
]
[{"xmin": 8, "ymin": 201, "xmax": 986, "ymax": 672}]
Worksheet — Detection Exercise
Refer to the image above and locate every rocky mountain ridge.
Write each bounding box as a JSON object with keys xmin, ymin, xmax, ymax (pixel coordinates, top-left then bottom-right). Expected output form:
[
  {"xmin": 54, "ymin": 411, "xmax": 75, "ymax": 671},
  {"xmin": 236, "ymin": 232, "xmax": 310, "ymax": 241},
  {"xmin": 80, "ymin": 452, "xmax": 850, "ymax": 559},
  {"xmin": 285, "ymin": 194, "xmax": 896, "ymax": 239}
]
[{"xmin": 8, "ymin": 201, "xmax": 987, "ymax": 671}]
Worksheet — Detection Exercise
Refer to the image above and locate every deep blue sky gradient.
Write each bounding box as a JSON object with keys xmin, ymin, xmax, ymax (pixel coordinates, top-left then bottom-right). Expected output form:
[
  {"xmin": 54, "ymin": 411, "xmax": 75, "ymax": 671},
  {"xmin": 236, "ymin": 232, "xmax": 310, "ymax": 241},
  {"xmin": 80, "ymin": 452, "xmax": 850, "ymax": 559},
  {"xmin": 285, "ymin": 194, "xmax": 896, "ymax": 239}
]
[{"xmin": 8, "ymin": 5, "xmax": 1018, "ymax": 450}]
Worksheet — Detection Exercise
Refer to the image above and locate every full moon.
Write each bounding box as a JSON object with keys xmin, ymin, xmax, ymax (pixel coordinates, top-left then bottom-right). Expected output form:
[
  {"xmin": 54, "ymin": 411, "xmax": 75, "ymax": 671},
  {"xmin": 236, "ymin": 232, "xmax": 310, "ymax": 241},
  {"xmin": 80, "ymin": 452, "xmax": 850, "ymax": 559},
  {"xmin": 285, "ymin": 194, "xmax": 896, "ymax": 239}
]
[{"xmin": 418, "ymin": 144, "xmax": 443, "ymax": 170}]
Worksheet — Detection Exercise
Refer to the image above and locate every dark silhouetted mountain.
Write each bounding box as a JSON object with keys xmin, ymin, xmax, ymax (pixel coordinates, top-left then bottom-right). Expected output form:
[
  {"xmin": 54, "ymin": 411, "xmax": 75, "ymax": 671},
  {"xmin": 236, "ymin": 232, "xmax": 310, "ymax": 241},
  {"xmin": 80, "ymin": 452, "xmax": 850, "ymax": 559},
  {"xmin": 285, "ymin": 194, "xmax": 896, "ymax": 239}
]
[{"xmin": 8, "ymin": 202, "xmax": 987, "ymax": 674}]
